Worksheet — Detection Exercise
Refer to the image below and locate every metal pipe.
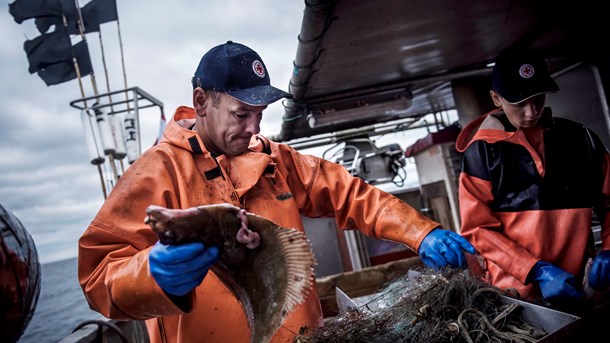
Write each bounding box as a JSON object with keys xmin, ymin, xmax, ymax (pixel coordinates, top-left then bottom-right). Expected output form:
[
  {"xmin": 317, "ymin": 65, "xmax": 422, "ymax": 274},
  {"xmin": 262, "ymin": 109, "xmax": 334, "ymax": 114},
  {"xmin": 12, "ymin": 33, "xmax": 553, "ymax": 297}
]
[
  {"xmin": 278, "ymin": 0, "xmax": 336, "ymax": 142},
  {"xmin": 286, "ymin": 118, "xmax": 435, "ymax": 150}
]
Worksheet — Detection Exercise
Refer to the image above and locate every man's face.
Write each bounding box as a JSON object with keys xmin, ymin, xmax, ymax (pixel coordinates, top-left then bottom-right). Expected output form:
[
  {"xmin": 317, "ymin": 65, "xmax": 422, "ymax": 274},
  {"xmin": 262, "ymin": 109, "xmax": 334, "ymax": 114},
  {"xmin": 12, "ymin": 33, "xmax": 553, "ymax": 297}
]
[
  {"xmin": 490, "ymin": 91, "xmax": 546, "ymax": 129},
  {"xmin": 199, "ymin": 91, "xmax": 267, "ymax": 156}
]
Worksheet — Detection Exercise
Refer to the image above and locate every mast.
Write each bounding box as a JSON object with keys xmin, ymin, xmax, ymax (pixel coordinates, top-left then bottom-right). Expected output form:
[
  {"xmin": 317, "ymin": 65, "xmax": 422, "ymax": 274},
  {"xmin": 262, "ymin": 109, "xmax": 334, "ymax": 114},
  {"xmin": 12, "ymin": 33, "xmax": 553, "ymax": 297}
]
[{"xmin": 9, "ymin": 0, "xmax": 166, "ymax": 199}]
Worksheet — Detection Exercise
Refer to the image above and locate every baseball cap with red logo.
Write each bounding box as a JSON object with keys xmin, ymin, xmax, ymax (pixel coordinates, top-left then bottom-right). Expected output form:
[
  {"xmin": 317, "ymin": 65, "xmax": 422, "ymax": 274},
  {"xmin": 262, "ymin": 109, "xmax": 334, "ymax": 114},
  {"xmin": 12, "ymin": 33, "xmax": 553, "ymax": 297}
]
[
  {"xmin": 491, "ymin": 51, "xmax": 559, "ymax": 104},
  {"xmin": 192, "ymin": 41, "xmax": 292, "ymax": 106}
]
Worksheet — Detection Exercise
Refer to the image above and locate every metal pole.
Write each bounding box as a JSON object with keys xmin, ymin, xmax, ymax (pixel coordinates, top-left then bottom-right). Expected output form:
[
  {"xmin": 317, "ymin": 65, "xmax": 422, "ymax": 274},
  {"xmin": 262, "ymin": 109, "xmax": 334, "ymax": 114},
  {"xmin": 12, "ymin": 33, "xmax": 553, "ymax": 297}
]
[
  {"xmin": 72, "ymin": 0, "xmax": 119, "ymax": 193},
  {"xmin": 116, "ymin": 9, "xmax": 131, "ymax": 113},
  {"xmin": 96, "ymin": 164, "xmax": 107, "ymax": 199}
]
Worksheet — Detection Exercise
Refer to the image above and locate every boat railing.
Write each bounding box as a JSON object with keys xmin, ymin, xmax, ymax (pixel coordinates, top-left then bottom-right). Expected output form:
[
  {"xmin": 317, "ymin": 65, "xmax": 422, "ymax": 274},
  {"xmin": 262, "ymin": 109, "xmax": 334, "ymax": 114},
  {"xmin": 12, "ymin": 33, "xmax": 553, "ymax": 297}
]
[{"xmin": 57, "ymin": 319, "xmax": 149, "ymax": 343}]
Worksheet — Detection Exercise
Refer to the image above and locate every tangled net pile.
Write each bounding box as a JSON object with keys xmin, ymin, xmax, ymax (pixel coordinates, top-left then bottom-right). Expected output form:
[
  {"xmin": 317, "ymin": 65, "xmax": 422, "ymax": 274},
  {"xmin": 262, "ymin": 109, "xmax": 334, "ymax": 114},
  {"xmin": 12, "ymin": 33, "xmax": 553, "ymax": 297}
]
[{"xmin": 305, "ymin": 268, "xmax": 547, "ymax": 343}]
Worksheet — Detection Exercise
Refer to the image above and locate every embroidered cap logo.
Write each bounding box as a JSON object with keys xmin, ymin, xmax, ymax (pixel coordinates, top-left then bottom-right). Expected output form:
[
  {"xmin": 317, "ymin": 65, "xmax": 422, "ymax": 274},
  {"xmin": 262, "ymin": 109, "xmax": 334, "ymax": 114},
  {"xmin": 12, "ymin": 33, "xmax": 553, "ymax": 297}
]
[
  {"xmin": 519, "ymin": 64, "xmax": 535, "ymax": 79},
  {"xmin": 252, "ymin": 60, "xmax": 265, "ymax": 78}
]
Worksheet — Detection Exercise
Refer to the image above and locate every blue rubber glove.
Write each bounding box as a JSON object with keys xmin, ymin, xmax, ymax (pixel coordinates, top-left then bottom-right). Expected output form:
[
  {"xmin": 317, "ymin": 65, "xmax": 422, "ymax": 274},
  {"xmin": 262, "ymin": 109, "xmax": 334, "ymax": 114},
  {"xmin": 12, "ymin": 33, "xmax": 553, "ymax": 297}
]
[
  {"xmin": 418, "ymin": 228, "xmax": 476, "ymax": 269},
  {"xmin": 589, "ymin": 250, "xmax": 610, "ymax": 291},
  {"xmin": 531, "ymin": 261, "xmax": 584, "ymax": 301},
  {"xmin": 149, "ymin": 241, "xmax": 220, "ymax": 296}
]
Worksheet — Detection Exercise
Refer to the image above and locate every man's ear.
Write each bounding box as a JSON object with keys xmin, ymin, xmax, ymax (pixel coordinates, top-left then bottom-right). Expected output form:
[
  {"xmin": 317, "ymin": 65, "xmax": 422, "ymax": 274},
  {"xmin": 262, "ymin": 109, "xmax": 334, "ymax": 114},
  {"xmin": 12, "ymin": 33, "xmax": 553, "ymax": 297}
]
[
  {"xmin": 489, "ymin": 90, "xmax": 502, "ymax": 107},
  {"xmin": 193, "ymin": 88, "xmax": 207, "ymax": 117}
]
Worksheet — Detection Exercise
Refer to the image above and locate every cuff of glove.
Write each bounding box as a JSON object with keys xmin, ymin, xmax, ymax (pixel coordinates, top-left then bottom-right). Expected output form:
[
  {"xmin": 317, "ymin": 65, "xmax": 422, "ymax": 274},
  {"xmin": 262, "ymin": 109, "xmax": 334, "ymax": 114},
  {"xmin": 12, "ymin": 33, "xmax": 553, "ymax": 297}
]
[
  {"xmin": 525, "ymin": 261, "xmax": 543, "ymax": 284},
  {"xmin": 164, "ymin": 291, "xmax": 194, "ymax": 313}
]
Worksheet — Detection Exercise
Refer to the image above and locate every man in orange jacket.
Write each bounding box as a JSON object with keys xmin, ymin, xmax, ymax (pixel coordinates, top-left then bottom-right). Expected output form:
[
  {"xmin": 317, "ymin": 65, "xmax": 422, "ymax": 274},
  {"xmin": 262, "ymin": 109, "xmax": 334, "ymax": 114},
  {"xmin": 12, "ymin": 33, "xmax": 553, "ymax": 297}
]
[
  {"xmin": 457, "ymin": 50, "xmax": 610, "ymax": 337},
  {"xmin": 78, "ymin": 41, "xmax": 475, "ymax": 343}
]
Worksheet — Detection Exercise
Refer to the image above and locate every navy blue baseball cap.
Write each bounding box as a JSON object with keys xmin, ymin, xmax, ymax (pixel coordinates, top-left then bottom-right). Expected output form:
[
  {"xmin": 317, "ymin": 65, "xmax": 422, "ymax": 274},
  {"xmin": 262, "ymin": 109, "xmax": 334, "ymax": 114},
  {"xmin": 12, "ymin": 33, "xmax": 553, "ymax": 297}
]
[
  {"xmin": 492, "ymin": 51, "xmax": 559, "ymax": 104},
  {"xmin": 191, "ymin": 41, "xmax": 292, "ymax": 106}
]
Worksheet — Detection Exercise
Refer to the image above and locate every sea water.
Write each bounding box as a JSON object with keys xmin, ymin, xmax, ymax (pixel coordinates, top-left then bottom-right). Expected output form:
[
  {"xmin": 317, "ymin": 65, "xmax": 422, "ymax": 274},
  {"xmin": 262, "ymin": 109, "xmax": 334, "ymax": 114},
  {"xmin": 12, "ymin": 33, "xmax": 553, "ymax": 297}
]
[{"xmin": 18, "ymin": 257, "xmax": 105, "ymax": 343}]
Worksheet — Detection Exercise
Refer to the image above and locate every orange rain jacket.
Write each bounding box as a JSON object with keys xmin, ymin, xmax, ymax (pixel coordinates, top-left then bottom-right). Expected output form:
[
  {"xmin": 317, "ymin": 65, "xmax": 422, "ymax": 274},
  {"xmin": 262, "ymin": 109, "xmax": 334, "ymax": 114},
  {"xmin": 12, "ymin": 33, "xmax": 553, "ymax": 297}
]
[
  {"xmin": 78, "ymin": 106, "xmax": 439, "ymax": 343},
  {"xmin": 456, "ymin": 108, "xmax": 610, "ymax": 300}
]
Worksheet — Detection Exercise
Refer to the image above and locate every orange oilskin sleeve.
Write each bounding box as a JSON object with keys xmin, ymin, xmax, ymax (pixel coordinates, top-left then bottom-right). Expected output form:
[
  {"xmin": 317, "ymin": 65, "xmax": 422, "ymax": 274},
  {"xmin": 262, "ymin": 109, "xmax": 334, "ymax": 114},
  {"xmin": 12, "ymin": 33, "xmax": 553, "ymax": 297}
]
[
  {"xmin": 275, "ymin": 146, "xmax": 438, "ymax": 252},
  {"xmin": 458, "ymin": 172, "xmax": 539, "ymax": 285},
  {"xmin": 78, "ymin": 227, "xmax": 189, "ymax": 320},
  {"xmin": 78, "ymin": 154, "xmax": 192, "ymax": 320}
]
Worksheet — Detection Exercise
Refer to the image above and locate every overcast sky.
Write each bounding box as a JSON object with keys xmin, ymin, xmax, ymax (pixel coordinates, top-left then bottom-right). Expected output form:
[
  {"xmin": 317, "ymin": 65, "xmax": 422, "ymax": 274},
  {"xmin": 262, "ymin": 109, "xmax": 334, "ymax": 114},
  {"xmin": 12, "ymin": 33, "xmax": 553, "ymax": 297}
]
[{"xmin": 1, "ymin": 1, "xmax": 429, "ymax": 264}]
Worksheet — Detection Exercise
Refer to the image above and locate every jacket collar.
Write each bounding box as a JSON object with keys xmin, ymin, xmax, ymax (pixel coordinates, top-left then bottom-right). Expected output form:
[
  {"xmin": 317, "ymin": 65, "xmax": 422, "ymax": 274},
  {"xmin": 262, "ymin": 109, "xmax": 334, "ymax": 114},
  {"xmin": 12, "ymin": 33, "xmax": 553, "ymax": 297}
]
[
  {"xmin": 162, "ymin": 106, "xmax": 276, "ymax": 197},
  {"xmin": 455, "ymin": 107, "xmax": 553, "ymax": 152}
]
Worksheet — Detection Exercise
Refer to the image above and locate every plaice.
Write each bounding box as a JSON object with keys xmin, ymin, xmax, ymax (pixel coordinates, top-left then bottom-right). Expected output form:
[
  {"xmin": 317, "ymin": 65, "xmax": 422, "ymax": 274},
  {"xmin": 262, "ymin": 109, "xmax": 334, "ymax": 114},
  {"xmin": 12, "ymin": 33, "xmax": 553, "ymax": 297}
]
[{"xmin": 144, "ymin": 203, "xmax": 316, "ymax": 343}]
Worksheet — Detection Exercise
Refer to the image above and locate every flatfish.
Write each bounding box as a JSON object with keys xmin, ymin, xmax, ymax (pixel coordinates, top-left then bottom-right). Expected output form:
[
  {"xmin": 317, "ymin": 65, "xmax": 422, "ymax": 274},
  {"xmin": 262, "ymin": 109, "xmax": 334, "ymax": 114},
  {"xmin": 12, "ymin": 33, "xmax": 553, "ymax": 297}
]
[{"xmin": 144, "ymin": 203, "xmax": 316, "ymax": 343}]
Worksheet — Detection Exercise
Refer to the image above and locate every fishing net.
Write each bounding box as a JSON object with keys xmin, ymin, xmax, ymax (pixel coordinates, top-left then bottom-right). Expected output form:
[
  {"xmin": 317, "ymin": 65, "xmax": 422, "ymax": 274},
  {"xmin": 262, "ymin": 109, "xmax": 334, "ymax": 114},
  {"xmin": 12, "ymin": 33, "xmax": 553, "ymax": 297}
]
[{"xmin": 305, "ymin": 268, "xmax": 547, "ymax": 343}]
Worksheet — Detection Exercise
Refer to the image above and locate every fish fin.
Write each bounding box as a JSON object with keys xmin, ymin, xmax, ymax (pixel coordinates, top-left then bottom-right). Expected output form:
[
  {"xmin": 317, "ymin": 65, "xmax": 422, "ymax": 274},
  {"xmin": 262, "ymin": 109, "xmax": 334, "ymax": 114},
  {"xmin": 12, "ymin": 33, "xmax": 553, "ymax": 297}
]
[
  {"xmin": 275, "ymin": 225, "xmax": 317, "ymax": 315},
  {"xmin": 238, "ymin": 213, "xmax": 316, "ymax": 343}
]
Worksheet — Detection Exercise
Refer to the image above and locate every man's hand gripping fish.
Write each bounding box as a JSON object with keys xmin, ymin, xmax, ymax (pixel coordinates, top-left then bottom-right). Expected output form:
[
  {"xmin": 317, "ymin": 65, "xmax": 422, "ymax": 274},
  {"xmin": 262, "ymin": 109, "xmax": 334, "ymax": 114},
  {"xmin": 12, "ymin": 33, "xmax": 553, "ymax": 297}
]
[{"xmin": 144, "ymin": 203, "xmax": 316, "ymax": 343}]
